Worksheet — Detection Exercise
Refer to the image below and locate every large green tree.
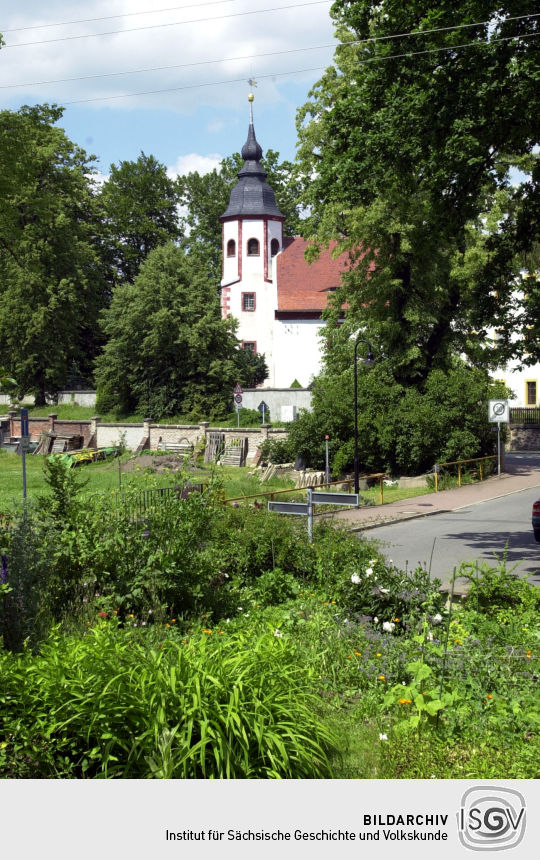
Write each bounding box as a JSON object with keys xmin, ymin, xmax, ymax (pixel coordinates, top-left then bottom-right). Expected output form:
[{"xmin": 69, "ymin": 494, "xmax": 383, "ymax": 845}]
[
  {"xmin": 0, "ymin": 104, "xmax": 107, "ymax": 404},
  {"xmin": 95, "ymin": 243, "xmax": 267, "ymax": 420},
  {"xmin": 177, "ymin": 150, "xmax": 304, "ymax": 280},
  {"xmin": 297, "ymin": 0, "xmax": 539, "ymax": 382},
  {"xmin": 98, "ymin": 152, "xmax": 181, "ymax": 287}
]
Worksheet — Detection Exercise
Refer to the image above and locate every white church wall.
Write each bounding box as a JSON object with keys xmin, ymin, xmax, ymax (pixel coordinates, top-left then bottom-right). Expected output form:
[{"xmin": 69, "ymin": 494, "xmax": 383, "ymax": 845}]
[
  {"xmin": 222, "ymin": 221, "xmax": 239, "ymax": 285},
  {"xmin": 273, "ymin": 318, "xmax": 325, "ymax": 388}
]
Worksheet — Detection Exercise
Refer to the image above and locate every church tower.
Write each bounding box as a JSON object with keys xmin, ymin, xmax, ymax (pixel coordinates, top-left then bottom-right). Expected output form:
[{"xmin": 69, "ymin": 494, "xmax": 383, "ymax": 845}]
[{"xmin": 220, "ymin": 94, "xmax": 284, "ymax": 384}]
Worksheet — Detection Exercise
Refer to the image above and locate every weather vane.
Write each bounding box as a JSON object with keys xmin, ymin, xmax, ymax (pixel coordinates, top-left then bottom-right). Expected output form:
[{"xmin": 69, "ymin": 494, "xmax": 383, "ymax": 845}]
[{"xmin": 247, "ymin": 78, "xmax": 257, "ymax": 121}]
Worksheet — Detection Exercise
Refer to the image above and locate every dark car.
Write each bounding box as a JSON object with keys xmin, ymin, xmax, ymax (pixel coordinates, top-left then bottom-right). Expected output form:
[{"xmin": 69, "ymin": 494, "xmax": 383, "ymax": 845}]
[{"xmin": 533, "ymin": 500, "xmax": 540, "ymax": 542}]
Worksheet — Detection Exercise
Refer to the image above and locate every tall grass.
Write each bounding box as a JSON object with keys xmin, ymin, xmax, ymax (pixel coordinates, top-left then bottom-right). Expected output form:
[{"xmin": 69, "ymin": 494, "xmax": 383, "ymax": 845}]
[{"xmin": 0, "ymin": 622, "xmax": 337, "ymax": 778}]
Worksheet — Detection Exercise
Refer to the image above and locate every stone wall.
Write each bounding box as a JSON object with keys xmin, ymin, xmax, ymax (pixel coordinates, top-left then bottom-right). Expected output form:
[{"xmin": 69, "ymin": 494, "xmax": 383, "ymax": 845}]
[
  {"xmin": 96, "ymin": 423, "xmax": 145, "ymax": 450},
  {"xmin": 507, "ymin": 424, "xmax": 540, "ymax": 451}
]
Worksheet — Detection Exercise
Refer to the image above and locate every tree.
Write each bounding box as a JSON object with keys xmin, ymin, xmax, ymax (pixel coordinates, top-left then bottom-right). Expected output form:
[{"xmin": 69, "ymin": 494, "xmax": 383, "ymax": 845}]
[
  {"xmin": 177, "ymin": 150, "xmax": 304, "ymax": 280},
  {"xmin": 272, "ymin": 357, "xmax": 509, "ymax": 476},
  {"xmin": 296, "ymin": 0, "xmax": 539, "ymax": 382},
  {"xmin": 94, "ymin": 243, "xmax": 268, "ymax": 420},
  {"xmin": 98, "ymin": 152, "xmax": 181, "ymax": 287},
  {"xmin": 0, "ymin": 105, "xmax": 107, "ymax": 404}
]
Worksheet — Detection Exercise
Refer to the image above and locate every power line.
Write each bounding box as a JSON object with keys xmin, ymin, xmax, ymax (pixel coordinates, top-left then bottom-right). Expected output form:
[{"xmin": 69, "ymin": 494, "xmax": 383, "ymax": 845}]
[
  {"xmin": 0, "ymin": 44, "xmax": 338, "ymax": 90},
  {"xmin": 2, "ymin": 12, "xmax": 537, "ymax": 90},
  {"xmin": 61, "ymin": 31, "xmax": 539, "ymax": 106},
  {"xmin": 2, "ymin": 1, "xmax": 332, "ymax": 48},
  {"xmin": 1, "ymin": 1, "xmax": 238, "ymax": 32}
]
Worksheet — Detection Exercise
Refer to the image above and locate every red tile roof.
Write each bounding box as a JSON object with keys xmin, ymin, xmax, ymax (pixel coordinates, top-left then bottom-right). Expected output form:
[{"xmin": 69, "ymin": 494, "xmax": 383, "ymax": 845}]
[{"xmin": 276, "ymin": 237, "xmax": 351, "ymax": 312}]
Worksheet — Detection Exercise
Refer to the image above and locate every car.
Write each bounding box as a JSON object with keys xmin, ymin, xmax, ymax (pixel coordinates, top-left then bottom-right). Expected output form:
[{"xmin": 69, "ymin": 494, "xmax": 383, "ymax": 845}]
[{"xmin": 533, "ymin": 500, "xmax": 540, "ymax": 542}]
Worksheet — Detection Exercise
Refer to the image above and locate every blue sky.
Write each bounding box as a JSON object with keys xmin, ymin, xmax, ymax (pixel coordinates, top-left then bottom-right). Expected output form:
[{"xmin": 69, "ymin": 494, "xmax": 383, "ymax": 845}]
[{"xmin": 0, "ymin": 0, "xmax": 337, "ymax": 177}]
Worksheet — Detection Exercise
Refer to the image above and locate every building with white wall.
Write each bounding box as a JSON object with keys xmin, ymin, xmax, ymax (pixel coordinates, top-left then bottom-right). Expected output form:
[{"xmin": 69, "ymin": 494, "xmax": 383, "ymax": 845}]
[{"xmin": 220, "ymin": 97, "xmax": 349, "ymax": 388}]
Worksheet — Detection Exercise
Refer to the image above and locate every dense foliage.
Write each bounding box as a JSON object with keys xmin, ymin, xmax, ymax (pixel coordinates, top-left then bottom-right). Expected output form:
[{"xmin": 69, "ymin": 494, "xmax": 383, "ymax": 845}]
[
  {"xmin": 94, "ymin": 243, "xmax": 267, "ymax": 419},
  {"xmin": 98, "ymin": 152, "xmax": 182, "ymax": 288},
  {"xmin": 264, "ymin": 359, "xmax": 509, "ymax": 475},
  {"xmin": 0, "ymin": 105, "xmax": 107, "ymax": 403},
  {"xmin": 297, "ymin": 0, "xmax": 539, "ymax": 381},
  {"xmin": 0, "ymin": 462, "xmax": 538, "ymax": 778}
]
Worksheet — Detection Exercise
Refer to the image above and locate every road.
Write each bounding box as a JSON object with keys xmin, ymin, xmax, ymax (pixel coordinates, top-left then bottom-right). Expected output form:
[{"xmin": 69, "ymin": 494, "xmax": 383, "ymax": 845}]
[{"xmin": 365, "ymin": 484, "xmax": 540, "ymax": 588}]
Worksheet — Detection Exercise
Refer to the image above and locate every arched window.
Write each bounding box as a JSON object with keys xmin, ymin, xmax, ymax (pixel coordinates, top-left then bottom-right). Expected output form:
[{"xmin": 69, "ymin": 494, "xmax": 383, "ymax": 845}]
[
  {"xmin": 247, "ymin": 238, "xmax": 260, "ymax": 256},
  {"xmin": 270, "ymin": 238, "xmax": 280, "ymax": 256},
  {"xmin": 227, "ymin": 239, "xmax": 236, "ymax": 257}
]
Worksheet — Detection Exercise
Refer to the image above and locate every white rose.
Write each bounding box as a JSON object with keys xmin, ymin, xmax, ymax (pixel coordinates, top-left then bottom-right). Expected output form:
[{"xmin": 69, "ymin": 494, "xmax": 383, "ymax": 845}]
[
  {"xmin": 350, "ymin": 573, "xmax": 361, "ymax": 585},
  {"xmin": 382, "ymin": 621, "xmax": 395, "ymax": 633},
  {"xmin": 365, "ymin": 567, "xmax": 373, "ymax": 577},
  {"xmin": 433, "ymin": 613, "xmax": 443, "ymax": 624}
]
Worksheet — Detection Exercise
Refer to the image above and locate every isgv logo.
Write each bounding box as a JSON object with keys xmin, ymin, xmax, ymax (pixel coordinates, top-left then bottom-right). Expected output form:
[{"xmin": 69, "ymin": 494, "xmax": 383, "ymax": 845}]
[{"xmin": 458, "ymin": 786, "xmax": 526, "ymax": 851}]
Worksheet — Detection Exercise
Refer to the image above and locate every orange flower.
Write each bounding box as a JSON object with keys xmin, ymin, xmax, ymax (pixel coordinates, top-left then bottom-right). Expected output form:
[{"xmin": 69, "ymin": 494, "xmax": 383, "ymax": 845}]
[
  {"xmin": 487, "ymin": 694, "xmax": 493, "ymax": 700},
  {"xmin": 398, "ymin": 698, "xmax": 412, "ymax": 705}
]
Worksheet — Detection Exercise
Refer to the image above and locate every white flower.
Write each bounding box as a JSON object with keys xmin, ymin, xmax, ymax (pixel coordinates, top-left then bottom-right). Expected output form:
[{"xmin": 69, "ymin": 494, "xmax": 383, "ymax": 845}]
[
  {"xmin": 433, "ymin": 613, "xmax": 443, "ymax": 624},
  {"xmin": 373, "ymin": 617, "xmax": 379, "ymax": 624},
  {"xmin": 274, "ymin": 629, "xmax": 283, "ymax": 638},
  {"xmin": 350, "ymin": 573, "xmax": 361, "ymax": 585},
  {"xmin": 379, "ymin": 733, "xmax": 388, "ymax": 741},
  {"xmin": 243, "ymin": 613, "xmax": 250, "ymax": 617},
  {"xmin": 365, "ymin": 567, "xmax": 373, "ymax": 577},
  {"xmin": 382, "ymin": 621, "xmax": 395, "ymax": 633},
  {"xmin": 379, "ymin": 587, "xmax": 390, "ymax": 594},
  {"xmin": 369, "ymin": 559, "xmax": 377, "ymax": 566},
  {"xmin": 426, "ymin": 631, "xmax": 434, "ymax": 642}
]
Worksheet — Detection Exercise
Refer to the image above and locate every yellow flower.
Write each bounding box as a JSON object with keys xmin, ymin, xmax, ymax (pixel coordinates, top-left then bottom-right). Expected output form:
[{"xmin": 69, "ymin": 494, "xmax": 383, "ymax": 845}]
[
  {"xmin": 171, "ymin": 618, "xmax": 176, "ymax": 624},
  {"xmin": 376, "ymin": 652, "xmax": 382, "ymax": 657},
  {"xmin": 526, "ymin": 650, "xmax": 531, "ymax": 659},
  {"xmin": 398, "ymin": 698, "xmax": 412, "ymax": 705},
  {"xmin": 378, "ymin": 674, "xmax": 386, "ymax": 681},
  {"xmin": 331, "ymin": 600, "xmax": 336, "ymax": 604},
  {"xmin": 354, "ymin": 651, "xmax": 362, "ymax": 657},
  {"xmin": 165, "ymin": 623, "xmax": 170, "ymax": 628},
  {"xmin": 394, "ymin": 617, "xmax": 400, "ymax": 622},
  {"xmin": 128, "ymin": 613, "xmax": 134, "ymax": 618},
  {"xmin": 0, "ymin": 742, "xmax": 7, "ymax": 749}
]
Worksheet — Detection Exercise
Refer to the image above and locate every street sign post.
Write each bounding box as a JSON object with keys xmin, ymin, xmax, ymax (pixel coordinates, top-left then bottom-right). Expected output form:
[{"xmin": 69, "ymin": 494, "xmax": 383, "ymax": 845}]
[
  {"xmin": 20, "ymin": 408, "xmax": 29, "ymax": 506},
  {"xmin": 257, "ymin": 400, "xmax": 269, "ymax": 424},
  {"xmin": 233, "ymin": 384, "xmax": 243, "ymax": 426},
  {"xmin": 488, "ymin": 399, "xmax": 509, "ymax": 475},
  {"xmin": 268, "ymin": 487, "xmax": 359, "ymax": 542}
]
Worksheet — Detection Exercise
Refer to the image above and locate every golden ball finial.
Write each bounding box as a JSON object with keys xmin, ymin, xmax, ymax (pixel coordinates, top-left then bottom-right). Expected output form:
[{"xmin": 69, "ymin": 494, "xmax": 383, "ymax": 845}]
[{"xmin": 248, "ymin": 93, "xmax": 254, "ymax": 102}]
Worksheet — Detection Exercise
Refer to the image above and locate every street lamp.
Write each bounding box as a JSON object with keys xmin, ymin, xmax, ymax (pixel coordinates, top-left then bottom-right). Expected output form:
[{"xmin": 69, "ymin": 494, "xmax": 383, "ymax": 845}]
[{"xmin": 353, "ymin": 335, "xmax": 374, "ymax": 495}]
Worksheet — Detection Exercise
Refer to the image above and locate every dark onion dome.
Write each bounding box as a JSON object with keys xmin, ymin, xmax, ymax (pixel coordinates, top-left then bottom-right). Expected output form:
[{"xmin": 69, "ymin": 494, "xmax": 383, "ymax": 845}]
[{"xmin": 221, "ymin": 113, "xmax": 284, "ymax": 220}]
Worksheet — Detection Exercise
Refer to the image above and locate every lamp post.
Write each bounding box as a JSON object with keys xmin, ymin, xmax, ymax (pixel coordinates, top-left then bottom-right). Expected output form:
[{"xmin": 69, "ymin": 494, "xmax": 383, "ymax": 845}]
[{"xmin": 353, "ymin": 336, "xmax": 374, "ymax": 495}]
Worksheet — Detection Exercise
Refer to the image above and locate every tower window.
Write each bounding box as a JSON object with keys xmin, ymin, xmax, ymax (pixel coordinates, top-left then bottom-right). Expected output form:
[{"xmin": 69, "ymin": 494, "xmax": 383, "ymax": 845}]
[
  {"xmin": 270, "ymin": 238, "xmax": 280, "ymax": 256},
  {"xmin": 242, "ymin": 292, "xmax": 256, "ymax": 311},
  {"xmin": 227, "ymin": 239, "xmax": 236, "ymax": 257},
  {"xmin": 241, "ymin": 341, "xmax": 256, "ymax": 353},
  {"xmin": 247, "ymin": 238, "xmax": 260, "ymax": 256}
]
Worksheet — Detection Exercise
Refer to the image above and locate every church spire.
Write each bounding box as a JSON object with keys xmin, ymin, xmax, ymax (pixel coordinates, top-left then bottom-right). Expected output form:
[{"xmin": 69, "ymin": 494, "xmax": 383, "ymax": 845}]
[{"xmin": 220, "ymin": 92, "xmax": 284, "ymax": 219}]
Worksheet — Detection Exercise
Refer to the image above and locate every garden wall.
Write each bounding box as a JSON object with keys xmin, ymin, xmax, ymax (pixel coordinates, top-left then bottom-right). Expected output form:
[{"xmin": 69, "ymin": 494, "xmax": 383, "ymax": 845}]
[
  {"xmin": 4, "ymin": 413, "xmax": 288, "ymax": 463},
  {"xmin": 507, "ymin": 424, "xmax": 540, "ymax": 451}
]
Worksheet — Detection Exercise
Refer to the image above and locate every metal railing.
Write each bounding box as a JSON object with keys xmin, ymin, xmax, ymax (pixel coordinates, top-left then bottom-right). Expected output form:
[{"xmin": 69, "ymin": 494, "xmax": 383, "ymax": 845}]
[
  {"xmin": 510, "ymin": 406, "xmax": 540, "ymax": 424},
  {"xmin": 224, "ymin": 473, "xmax": 387, "ymax": 506},
  {"xmin": 433, "ymin": 455, "xmax": 496, "ymax": 492}
]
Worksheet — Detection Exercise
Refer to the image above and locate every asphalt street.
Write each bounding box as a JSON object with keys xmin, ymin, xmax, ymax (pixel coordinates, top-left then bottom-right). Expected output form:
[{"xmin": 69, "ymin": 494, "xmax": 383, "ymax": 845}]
[{"xmin": 366, "ymin": 484, "xmax": 540, "ymax": 588}]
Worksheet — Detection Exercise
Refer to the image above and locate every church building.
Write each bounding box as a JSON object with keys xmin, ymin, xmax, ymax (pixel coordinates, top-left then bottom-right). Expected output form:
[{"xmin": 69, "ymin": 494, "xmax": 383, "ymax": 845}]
[{"xmin": 220, "ymin": 95, "xmax": 349, "ymax": 388}]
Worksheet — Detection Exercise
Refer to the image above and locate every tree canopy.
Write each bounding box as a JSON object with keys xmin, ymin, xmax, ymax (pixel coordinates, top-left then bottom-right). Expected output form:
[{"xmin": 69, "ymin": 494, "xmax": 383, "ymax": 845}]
[
  {"xmin": 0, "ymin": 104, "xmax": 107, "ymax": 403},
  {"xmin": 94, "ymin": 243, "xmax": 267, "ymax": 420},
  {"xmin": 98, "ymin": 152, "xmax": 181, "ymax": 287},
  {"xmin": 297, "ymin": 0, "xmax": 539, "ymax": 383}
]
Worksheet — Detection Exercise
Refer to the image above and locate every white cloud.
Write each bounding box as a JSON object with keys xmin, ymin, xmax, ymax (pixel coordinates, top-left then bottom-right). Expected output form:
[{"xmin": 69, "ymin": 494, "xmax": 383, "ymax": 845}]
[
  {"xmin": 167, "ymin": 152, "xmax": 222, "ymax": 178},
  {"xmin": 0, "ymin": 0, "xmax": 337, "ymax": 112}
]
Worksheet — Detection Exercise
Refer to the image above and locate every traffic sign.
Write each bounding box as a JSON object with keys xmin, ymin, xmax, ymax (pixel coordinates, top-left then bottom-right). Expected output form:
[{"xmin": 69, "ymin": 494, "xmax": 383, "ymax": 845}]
[
  {"xmin": 20, "ymin": 435, "xmax": 31, "ymax": 453},
  {"xmin": 488, "ymin": 399, "xmax": 509, "ymax": 423},
  {"xmin": 234, "ymin": 383, "xmax": 243, "ymax": 395},
  {"xmin": 311, "ymin": 491, "xmax": 359, "ymax": 506},
  {"xmin": 268, "ymin": 501, "xmax": 309, "ymax": 515},
  {"xmin": 234, "ymin": 394, "xmax": 243, "ymax": 405}
]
